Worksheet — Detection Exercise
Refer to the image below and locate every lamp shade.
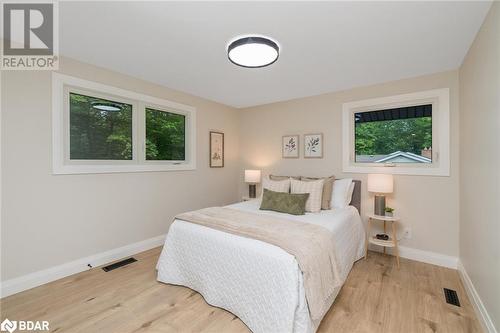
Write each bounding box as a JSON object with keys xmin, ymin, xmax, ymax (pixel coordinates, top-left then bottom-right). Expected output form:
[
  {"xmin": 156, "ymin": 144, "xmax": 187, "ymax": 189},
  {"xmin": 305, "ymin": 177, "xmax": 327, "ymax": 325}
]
[
  {"xmin": 245, "ymin": 170, "xmax": 261, "ymax": 183},
  {"xmin": 367, "ymin": 174, "xmax": 393, "ymax": 193}
]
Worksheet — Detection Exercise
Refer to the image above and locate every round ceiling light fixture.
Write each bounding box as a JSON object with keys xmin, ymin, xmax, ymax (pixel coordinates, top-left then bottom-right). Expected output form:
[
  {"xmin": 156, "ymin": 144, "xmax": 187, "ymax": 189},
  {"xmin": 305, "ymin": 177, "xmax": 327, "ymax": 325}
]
[
  {"xmin": 92, "ymin": 102, "xmax": 123, "ymax": 112},
  {"xmin": 227, "ymin": 35, "xmax": 280, "ymax": 68}
]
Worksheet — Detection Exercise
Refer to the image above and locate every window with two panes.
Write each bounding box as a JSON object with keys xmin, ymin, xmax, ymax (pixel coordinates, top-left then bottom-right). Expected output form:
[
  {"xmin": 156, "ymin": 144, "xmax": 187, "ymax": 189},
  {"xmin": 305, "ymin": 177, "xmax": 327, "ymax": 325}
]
[{"xmin": 69, "ymin": 92, "xmax": 186, "ymax": 162}]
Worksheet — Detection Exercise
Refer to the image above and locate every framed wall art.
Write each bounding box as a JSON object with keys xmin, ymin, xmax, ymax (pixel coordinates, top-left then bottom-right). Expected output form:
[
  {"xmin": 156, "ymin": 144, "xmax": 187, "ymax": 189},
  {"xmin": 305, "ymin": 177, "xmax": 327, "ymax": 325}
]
[
  {"xmin": 282, "ymin": 135, "xmax": 299, "ymax": 158},
  {"xmin": 304, "ymin": 133, "xmax": 323, "ymax": 158},
  {"xmin": 210, "ymin": 131, "xmax": 224, "ymax": 167}
]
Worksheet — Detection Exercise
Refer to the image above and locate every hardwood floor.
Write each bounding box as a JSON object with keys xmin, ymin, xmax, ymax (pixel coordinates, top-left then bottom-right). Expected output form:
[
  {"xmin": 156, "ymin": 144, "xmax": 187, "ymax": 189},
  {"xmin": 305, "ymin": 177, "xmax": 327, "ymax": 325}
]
[{"xmin": 1, "ymin": 248, "xmax": 482, "ymax": 333}]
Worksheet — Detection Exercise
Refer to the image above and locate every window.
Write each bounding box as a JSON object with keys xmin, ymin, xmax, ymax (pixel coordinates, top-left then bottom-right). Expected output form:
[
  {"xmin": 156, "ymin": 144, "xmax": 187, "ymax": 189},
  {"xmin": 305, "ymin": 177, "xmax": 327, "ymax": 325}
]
[
  {"xmin": 53, "ymin": 73, "xmax": 196, "ymax": 174},
  {"xmin": 69, "ymin": 93, "xmax": 133, "ymax": 160},
  {"xmin": 145, "ymin": 108, "xmax": 185, "ymax": 161},
  {"xmin": 342, "ymin": 89, "xmax": 450, "ymax": 176},
  {"xmin": 355, "ymin": 104, "xmax": 432, "ymax": 164}
]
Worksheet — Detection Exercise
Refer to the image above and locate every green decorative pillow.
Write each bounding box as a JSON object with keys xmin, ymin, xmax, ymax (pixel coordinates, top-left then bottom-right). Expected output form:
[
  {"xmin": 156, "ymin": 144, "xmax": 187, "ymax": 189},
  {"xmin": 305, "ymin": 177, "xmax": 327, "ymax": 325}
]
[{"xmin": 260, "ymin": 188, "xmax": 310, "ymax": 215}]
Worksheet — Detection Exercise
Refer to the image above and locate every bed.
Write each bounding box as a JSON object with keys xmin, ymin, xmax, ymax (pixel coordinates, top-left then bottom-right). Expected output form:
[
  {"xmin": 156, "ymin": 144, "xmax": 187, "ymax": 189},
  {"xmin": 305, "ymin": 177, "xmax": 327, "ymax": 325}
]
[{"xmin": 156, "ymin": 180, "xmax": 365, "ymax": 333}]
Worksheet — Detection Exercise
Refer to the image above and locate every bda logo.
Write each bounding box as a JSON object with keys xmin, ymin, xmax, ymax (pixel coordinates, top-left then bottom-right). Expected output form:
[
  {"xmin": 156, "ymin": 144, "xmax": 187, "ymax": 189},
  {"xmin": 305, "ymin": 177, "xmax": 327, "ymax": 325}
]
[
  {"xmin": 0, "ymin": 318, "xmax": 49, "ymax": 332},
  {"xmin": 0, "ymin": 319, "xmax": 17, "ymax": 333}
]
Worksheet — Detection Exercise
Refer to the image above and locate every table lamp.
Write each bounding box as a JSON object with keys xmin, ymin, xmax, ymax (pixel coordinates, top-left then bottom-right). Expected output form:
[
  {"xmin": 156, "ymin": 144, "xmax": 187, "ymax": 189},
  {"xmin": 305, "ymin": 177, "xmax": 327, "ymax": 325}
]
[
  {"xmin": 367, "ymin": 174, "xmax": 393, "ymax": 216},
  {"xmin": 245, "ymin": 170, "xmax": 261, "ymax": 198}
]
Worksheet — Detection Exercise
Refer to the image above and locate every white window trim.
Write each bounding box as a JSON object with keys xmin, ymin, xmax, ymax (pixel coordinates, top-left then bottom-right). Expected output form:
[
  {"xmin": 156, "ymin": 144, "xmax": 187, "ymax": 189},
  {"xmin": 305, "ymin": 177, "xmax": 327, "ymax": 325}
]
[
  {"xmin": 52, "ymin": 73, "xmax": 196, "ymax": 174},
  {"xmin": 342, "ymin": 88, "xmax": 450, "ymax": 176}
]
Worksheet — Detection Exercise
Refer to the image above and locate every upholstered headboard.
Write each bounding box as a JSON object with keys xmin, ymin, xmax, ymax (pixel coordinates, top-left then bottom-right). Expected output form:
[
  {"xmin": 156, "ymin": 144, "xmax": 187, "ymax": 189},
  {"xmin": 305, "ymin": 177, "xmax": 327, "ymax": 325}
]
[{"xmin": 349, "ymin": 180, "xmax": 362, "ymax": 214}]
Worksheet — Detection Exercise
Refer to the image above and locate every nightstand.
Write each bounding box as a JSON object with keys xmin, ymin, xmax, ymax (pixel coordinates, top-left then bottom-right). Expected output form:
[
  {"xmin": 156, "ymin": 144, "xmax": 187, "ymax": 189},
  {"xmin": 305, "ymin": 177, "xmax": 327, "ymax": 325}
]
[{"xmin": 365, "ymin": 214, "xmax": 400, "ymax": 268}]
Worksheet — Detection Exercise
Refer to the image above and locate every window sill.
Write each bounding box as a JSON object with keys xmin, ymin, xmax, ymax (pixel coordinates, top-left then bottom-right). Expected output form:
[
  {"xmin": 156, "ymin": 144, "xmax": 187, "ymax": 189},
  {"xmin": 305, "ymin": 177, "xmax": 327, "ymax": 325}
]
[
  {"xmin": 52, "ymin": 162, "xmax": 196, "ymax": 175},
  {"xmin": 343, "ymin": 164, "xmax": 449, "ymax": 177}
]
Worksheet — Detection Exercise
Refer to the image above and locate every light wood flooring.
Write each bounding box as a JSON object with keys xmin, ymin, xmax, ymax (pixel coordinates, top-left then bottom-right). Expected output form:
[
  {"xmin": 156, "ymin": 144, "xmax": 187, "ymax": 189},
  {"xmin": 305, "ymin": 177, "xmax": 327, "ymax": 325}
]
[{"xmin": 1, "ymin": 248, "xmax": 482, "ymax": 333}]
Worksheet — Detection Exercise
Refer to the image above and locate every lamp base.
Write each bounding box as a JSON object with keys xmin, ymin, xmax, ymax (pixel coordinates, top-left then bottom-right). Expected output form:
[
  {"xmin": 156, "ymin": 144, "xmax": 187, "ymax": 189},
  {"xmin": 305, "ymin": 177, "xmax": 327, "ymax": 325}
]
[
  {"xmin": 374, "ymin": 195, "xmax": 386, "ymax": 216},
  {"xmin": 249, "ymin": 184, "xmax": 256, "ymax": 198}
]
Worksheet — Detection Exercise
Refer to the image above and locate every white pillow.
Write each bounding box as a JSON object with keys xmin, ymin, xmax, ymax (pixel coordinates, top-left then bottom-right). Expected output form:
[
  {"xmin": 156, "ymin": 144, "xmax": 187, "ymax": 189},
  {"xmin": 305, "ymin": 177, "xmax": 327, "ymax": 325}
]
[
  {"xmin": 331, "ymin": 178, "xmax": 353, "ymax": 209},
  {"xmin": 261, "ymin": 176, "xmax": 290, "ymax": 195},
  {"xmin": 291, "ymin": 178, "xmax": 325, "ymax": 213}
]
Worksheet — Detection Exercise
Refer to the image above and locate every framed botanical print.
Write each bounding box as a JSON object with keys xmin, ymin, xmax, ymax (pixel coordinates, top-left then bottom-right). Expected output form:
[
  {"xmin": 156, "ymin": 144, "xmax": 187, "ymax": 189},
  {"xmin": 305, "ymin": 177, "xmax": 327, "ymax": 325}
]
[
  {"xmin": 210, "ymin": 131, "xmax": 224, "ymax": 167},
  {"xmin": 304, "ymin": 133, "xmax": 323, "ymax": 158},
  {"xmin": 282, "ymin": 135, "xmax": 299, "ymax": 158}
]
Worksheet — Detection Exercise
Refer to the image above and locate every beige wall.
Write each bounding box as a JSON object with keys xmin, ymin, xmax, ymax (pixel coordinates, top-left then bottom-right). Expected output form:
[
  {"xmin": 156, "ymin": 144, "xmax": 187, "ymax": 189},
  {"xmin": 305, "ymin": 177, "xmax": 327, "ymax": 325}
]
[
  {"xmin": 1, "ymin": 57, "xmax": 240, "ymax": 281},
  {"xmin": 239, "ymin": 70, "xmax": 460, "ymax": 256},
  {"xmin": 459, "ymin": 2, "xmax": 500, "ymax": 329}
]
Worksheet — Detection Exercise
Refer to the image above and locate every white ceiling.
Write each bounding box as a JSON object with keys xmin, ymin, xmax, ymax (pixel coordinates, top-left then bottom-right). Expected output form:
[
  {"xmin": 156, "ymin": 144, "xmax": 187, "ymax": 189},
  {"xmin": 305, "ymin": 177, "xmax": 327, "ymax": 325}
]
[{"xmin": 60, "ymin": 1, "xmax": 491, "ymax": 108}]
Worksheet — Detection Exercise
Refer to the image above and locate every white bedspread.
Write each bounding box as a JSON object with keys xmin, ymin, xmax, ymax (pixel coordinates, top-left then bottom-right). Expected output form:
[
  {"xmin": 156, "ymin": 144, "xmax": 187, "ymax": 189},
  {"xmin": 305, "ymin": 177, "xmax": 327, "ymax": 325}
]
[{"xmin": 156, "ymin": 200, "xmax": 366, "ymax": 333}]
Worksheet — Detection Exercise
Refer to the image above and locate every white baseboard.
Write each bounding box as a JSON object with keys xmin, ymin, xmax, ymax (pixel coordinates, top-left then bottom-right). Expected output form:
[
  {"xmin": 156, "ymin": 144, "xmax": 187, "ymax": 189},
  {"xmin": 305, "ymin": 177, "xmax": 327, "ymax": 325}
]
[
  {"xmin": 0, "ymin": 237, "xmax": 461, "ymax": 298},
  {"xmin": 369, "ymin": 244, "xmax": 458, "ymax": 268},
  {"xmin": 0, "ymin": 234, "xmax": 166, "ymax": 298},
  {"xmin": 398, "ymin": 245, "xmax": 458, "ymax": 268},
  {"xmin": 457, "ymin": 261, "xmax": 498, "ymax": 333}
]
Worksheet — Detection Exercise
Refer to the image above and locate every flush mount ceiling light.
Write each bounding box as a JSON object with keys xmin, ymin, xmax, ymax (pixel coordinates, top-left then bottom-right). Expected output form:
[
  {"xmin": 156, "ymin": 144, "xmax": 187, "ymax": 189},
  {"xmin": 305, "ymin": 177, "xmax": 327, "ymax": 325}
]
[
  {"xmin": 92, "ymin": 102, "xmax": 123, "ymax": 112},
  {"xmin": 227, "ymin": 35, "xmax": 280, "ymax": 68}
]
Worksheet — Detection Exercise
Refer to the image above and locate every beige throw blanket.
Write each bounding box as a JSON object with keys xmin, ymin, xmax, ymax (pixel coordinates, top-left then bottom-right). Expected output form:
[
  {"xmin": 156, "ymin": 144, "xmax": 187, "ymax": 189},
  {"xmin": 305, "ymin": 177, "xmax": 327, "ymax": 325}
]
[{"xmin": 175, "ymin": 207, "xmax": 342, "ymax": 323}]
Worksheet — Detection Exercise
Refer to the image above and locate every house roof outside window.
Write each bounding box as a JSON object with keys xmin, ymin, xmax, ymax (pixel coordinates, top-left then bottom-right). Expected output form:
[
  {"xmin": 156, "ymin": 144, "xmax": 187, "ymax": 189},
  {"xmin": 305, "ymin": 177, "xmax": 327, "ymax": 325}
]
[{"xmin": 356, "ymin": 151, "xmax": 432, "ymax": 163}]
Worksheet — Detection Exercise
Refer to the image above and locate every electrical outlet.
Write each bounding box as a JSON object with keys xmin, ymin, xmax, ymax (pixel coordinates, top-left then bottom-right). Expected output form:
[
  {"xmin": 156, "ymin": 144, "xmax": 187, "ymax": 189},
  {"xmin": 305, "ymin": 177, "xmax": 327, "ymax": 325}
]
[{"xmin": 403, "ymin": 228, "xmax": 412, "ymax": 239}]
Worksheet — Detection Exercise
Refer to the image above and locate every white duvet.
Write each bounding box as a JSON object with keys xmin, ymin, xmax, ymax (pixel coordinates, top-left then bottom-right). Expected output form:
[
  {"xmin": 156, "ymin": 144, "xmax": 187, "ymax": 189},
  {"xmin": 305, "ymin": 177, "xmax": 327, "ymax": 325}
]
[{"xmin": 156, "ymin": 200, "xmax": 366, "ymax": 333}]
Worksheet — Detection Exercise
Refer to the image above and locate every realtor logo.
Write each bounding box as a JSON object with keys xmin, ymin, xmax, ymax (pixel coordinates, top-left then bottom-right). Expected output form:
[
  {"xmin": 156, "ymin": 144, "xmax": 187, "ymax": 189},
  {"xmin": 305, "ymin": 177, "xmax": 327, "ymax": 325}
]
[
  {"xmin": 1, "ymin": 2, "xmax": 59, "ymax": 70},
  {"xmin": 0, "ymin": 319, "xmax": 17, "ymax": 333}
]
